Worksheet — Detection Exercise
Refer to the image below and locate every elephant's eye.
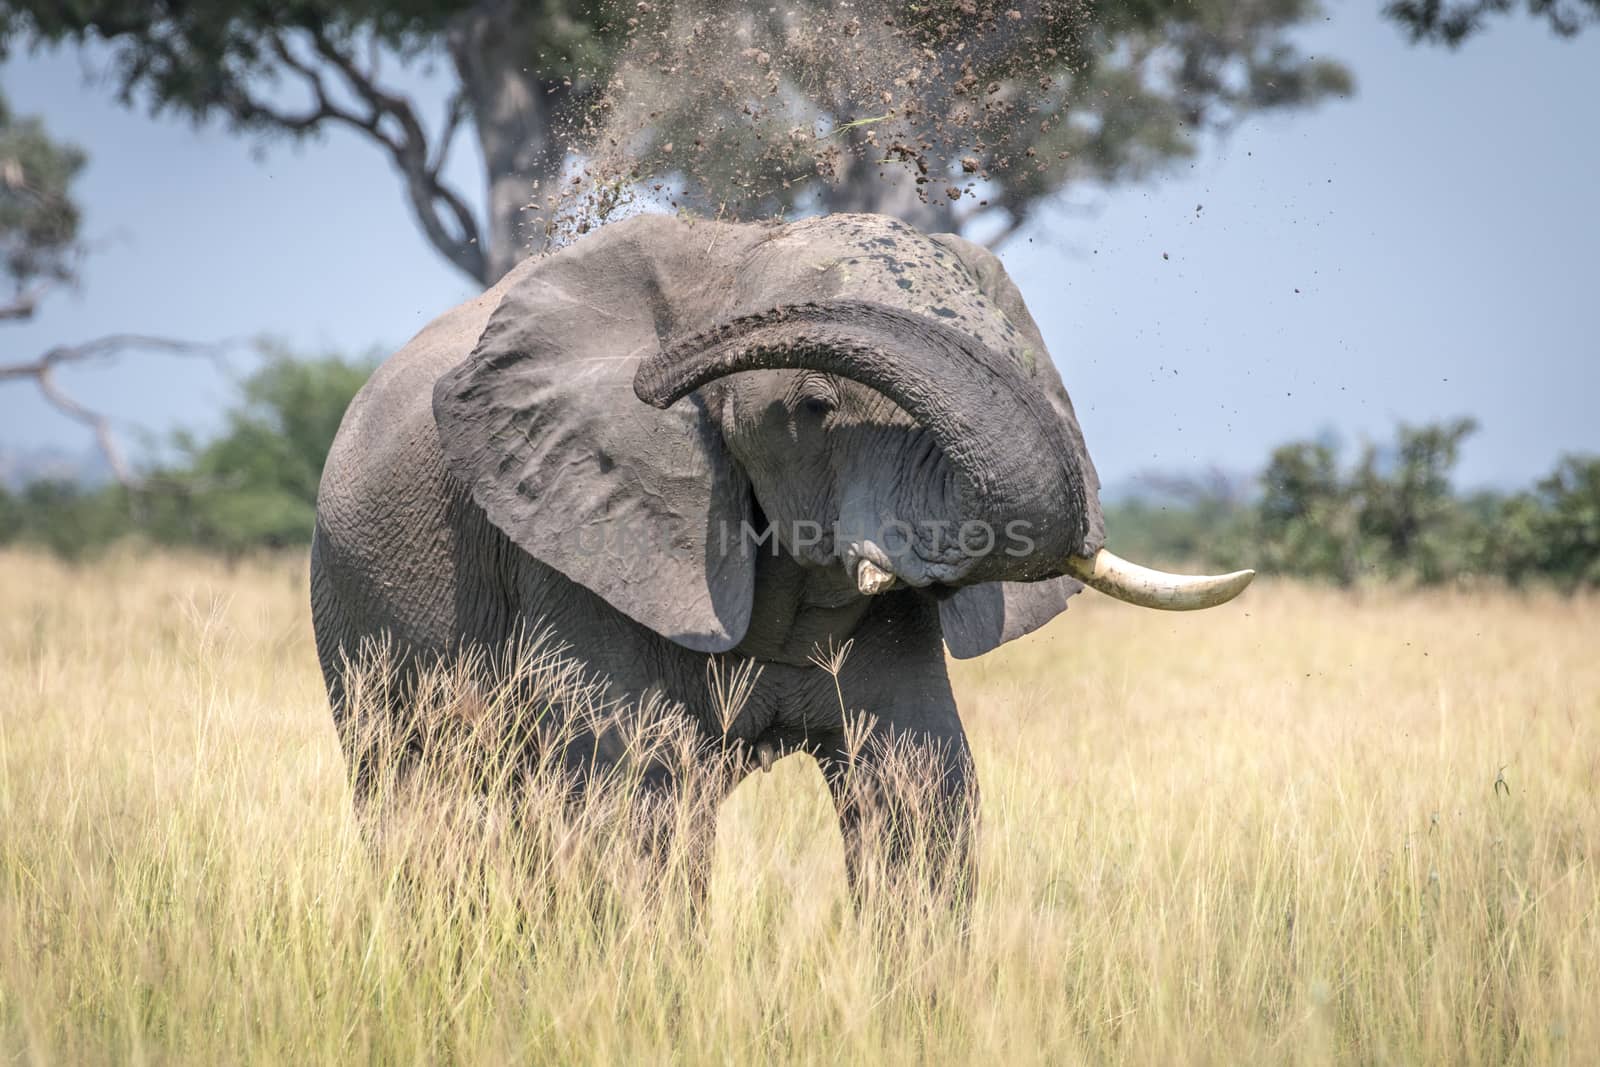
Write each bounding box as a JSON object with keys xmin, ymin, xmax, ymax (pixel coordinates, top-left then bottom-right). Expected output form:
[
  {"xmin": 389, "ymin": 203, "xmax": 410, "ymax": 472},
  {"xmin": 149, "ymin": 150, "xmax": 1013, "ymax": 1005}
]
[
  {"xmin": 789, "ymin": 373, "xmax": 839, "ymax": 421},
  {"xmin": 799, "ymin": 394, "xmax": 836, "ymax": 419}
]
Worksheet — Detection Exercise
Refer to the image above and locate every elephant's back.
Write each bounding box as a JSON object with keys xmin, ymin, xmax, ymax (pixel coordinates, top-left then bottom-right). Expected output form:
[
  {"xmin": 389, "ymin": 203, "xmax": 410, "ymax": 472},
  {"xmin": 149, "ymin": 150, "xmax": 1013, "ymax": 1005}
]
[{"xmin": 329, "ymin": 259, "xmax": 531, "ymax": 471}]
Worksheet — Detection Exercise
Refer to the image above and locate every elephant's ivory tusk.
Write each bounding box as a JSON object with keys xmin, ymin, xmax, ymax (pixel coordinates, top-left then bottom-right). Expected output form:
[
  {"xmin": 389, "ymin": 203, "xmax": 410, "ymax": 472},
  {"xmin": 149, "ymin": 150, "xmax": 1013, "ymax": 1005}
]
[
  {"xmin": 856, "ymin": 559, "xmax": 896, "ymax": 596},
  {"xmin": 1065, "ymin": 548, "xmax": 1255, "ymax": 611},
  {"xmin": 755, "ymin": 741, "xmax": 776, "ymax": 774}
]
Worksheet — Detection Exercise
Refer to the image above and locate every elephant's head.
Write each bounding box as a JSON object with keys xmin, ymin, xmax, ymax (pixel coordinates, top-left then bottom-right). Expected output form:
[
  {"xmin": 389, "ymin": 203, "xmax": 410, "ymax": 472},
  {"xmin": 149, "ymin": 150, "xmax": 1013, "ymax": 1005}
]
[{"xmin": 434, "ymin": 213, "xmax": 1250, "ymax": 657}]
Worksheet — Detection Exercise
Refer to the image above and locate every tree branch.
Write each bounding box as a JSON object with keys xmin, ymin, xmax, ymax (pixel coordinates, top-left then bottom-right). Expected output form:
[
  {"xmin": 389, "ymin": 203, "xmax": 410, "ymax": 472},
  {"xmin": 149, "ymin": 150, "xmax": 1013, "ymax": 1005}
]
[
  {"xmin": 305, "ymin": 28, "xmax": 488, "ymax": 283},
  {"xmin": 1, "ymin": 335, "xmax": 226, "ymax": 487},
  {"xmin": 217, "ymin": 29, "xmax": 489, "ymax": 284},
  {"xmin": 430, "ymin": 90, "xmax": 469, "ymax": 179}
]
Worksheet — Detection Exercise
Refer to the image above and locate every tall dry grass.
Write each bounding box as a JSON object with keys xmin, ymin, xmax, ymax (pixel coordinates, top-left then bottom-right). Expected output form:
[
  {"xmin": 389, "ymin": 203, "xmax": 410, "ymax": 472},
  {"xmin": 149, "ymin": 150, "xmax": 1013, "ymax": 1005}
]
[{"xmin": 1, "ymin": 548, "xmax": 1596, "ymax": 1064}]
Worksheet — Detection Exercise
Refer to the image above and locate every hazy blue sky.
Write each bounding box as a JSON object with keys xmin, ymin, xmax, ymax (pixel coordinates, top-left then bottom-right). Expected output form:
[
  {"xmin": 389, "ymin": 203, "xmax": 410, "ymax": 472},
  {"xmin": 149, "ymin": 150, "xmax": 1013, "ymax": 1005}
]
[{"xmin": 2, "ymin": 5, "xmax": 1595, "ymax": 491}]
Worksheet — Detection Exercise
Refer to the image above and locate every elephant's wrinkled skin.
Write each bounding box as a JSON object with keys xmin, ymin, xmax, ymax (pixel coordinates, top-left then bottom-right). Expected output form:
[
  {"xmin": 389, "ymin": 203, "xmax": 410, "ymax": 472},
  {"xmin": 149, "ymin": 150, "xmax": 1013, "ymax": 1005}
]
[{"xmin": 311, "ymin": 212, "xmax": 1107, "ymax": 889}]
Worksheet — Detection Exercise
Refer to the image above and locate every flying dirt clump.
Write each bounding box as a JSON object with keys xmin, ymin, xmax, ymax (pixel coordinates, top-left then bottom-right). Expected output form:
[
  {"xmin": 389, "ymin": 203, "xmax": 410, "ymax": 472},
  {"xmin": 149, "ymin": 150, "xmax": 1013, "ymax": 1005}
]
[{"xmin": 531, "ymin": 0, "xmax": 1094, "ymax": 248}]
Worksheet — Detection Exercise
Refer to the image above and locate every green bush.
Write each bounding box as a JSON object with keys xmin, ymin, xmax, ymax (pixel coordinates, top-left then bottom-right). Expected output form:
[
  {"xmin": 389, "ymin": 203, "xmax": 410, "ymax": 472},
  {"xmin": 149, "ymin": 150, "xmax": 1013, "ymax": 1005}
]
[
  {"xmin": 2, "ymin": 347, "xmax": 374, "ymax": 556},
  {"xmin": 1524, "ymin": 456, "xmax": 1600, "ymax": 589},
  {"xmin": 140, "ymin": 347, "xmax": 376, "ymax": 553},
  {"xmin": 0, "ymin": 480, "xmax": 134, "ymax": 558},
  {"xmin": 1112, "ymin": 420, "xmax": 1599, "ymax": 590}
]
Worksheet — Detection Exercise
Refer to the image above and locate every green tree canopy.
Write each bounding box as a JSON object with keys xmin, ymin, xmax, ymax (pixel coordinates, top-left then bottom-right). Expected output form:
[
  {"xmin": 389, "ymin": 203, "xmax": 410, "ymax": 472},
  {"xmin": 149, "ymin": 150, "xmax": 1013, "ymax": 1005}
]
[
  {"xmin": 1259, "ymin": 437, "xmax": 1360, "ymax": 583},
  {"xmin": 1386, "ymin": 0, "xmax": 1599, "ymax": 45},
  {"xmin": 0, "ymin": 89, "xmax": 84, "ymax": 318},
  {"xmin": 1522, "ymin": 455, "xmax": 1600, "ymax": 587},
  {"xmin": 1354, "ymin": 416, "xmax": 1479, "ymax": 582}
]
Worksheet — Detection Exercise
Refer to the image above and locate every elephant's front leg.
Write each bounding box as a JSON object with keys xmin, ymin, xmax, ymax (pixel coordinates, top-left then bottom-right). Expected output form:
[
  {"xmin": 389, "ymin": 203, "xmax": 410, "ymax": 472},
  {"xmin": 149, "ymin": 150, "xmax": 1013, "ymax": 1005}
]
[
  {"xmin": 551, "ymin": 711, "xmax": 732, "ymax": 914},
  {"xmin": 808, "ymin": 596, "xmax": 980, "ymax": 910},
  {"xmin": 815, "ymin": 721, "xmax": 979, "ymax": 911}
]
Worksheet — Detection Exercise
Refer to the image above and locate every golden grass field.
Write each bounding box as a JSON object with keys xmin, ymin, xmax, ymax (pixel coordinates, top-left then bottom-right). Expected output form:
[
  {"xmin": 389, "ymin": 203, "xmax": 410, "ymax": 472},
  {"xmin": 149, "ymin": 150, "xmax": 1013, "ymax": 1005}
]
[{"xmin": 1, "ymin": 548, "xmax": 1596, "ymax": 1065}]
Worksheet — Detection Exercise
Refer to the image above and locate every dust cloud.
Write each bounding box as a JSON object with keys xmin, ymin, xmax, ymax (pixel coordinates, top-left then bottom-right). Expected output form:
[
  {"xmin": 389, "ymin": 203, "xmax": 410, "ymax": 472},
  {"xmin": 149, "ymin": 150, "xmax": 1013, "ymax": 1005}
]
[{"xmin": 532, "ymin": 0, "xmax": 1091, "ymax": 247}]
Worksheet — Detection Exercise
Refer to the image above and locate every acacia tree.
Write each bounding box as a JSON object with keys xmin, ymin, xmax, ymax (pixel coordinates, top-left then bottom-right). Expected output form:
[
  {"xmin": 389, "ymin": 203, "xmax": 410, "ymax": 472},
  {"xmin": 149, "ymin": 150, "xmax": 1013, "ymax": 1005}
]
[{"xmin": 1, "ymin": 0, "xmax": 1351, "ymax": 285}]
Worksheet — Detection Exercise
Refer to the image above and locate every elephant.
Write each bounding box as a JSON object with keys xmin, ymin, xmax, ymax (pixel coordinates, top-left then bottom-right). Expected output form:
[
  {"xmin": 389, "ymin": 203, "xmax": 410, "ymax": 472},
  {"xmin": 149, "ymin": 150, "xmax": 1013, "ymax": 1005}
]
[{"xmin": 310, "ymin": 211, "xmax": 1251, "ymax": 894}]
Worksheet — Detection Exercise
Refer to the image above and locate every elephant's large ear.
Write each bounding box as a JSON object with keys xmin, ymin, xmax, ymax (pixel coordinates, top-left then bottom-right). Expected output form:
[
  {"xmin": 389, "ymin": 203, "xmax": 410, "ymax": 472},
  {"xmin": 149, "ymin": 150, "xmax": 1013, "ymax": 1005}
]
[
  {"xmin": 929, "ymin": 231, "xmax": 1102, "ymax": 657},
  {"xmin": 432, "ymin": 217, "xmax": 757, "ymax": 653}
]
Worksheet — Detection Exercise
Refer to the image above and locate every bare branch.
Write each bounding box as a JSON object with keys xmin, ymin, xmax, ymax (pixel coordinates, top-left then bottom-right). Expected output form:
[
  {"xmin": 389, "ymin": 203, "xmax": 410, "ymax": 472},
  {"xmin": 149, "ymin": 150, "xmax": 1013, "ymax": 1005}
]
[
  {"xmin": 214, "ymin": 33, "xmax": 397, "ymax": 148},
  {"xmin": 1, "ymin": 335, "xmax": 227, "ymax": 487},
  {"xmin": 216, "ymin": 29, "xmax": 488, "ymax": 283},
  {"xmin": 429, "ymin": 90, "xmax": 470, "ymax": 178},
  {"xmin": 305, "ymin": 28, "xmax": 488, "ymax": 282}
]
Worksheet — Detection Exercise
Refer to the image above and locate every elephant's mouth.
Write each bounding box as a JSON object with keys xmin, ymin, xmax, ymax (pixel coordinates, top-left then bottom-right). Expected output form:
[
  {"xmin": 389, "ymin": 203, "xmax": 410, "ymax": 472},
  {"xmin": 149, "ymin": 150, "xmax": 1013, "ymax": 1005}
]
[
  {"xmin": 853, "ymin": 556, "xmax": 899, "ymax": 595},
  {"xmin": 839, "ymin": 536, "xmax": 976, "ymax": 597},
  {"xmin": 771, "ymin": 500, "xmax": 984, "ymax": 597}
]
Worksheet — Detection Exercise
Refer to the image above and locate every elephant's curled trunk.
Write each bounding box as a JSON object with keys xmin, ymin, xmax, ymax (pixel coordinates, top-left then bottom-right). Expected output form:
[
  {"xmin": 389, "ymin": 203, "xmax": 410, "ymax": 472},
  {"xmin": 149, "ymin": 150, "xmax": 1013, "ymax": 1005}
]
[
  {"xmin": 634, "ymin": 299, "xmax": 1253, "ymax": 609},
  {"xmin": 635, "ymin": 299, "xmax": 1096, "ymax": 583}
]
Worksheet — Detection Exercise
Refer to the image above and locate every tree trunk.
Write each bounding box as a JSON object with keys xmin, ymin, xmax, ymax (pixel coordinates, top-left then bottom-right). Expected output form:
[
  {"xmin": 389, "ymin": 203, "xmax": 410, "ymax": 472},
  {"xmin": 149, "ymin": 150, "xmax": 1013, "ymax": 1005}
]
[{"xmin": 446, "ymin": 1, "xmax": 571, "ymax": 283}]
